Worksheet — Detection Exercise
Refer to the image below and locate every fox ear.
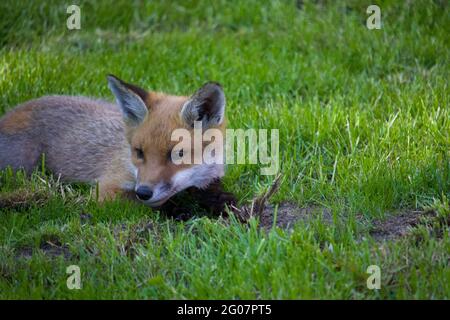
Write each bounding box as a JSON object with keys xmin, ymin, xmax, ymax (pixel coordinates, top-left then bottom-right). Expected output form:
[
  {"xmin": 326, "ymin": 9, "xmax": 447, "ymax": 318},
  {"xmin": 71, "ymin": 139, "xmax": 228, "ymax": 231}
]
[
  {"xmin": 181, "ymin": 82, "xmax": 225, "ymax": 129},
  {"xmin": 107, "ymin": 74, "xmax": 148, "ymax": 126}
]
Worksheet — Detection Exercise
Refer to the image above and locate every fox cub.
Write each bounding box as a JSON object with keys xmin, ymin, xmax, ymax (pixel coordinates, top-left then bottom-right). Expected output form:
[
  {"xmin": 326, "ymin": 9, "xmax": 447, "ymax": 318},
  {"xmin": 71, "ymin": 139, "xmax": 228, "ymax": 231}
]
[{"xmin": 0, "ymin": 75, "xmax": 232, "ymax": 210}]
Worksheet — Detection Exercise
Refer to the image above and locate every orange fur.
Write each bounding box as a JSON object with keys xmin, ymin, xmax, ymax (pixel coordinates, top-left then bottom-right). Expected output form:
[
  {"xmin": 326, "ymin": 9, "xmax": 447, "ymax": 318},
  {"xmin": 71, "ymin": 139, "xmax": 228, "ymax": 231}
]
[
  {"xmin": 0, "ymin": 104, "xmax": 33, "ymax": 134},
  {"xmin": 131, "ymin": 93, "xmax": 225, "ymax": 189}
]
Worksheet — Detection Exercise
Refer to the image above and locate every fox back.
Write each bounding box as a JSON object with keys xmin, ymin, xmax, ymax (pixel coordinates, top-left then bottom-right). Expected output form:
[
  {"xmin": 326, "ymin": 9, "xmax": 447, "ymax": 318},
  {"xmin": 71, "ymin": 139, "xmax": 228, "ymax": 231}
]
[{"xmin": 0, "ymin": 96, "xmax": 130, "ymax": 179}]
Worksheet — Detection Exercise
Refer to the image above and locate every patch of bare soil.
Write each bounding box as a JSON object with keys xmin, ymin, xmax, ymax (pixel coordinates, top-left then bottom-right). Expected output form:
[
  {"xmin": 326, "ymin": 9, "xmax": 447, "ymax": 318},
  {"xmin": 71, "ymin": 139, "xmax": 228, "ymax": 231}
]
[
  {"xmin": 18, "ymin": 237, "xmax": 71, "ymax": 259},
  {"xmin": 235, "ymin": 202, "xmax": 436, "ymax": 241},
  {"xmin": 230, "ymin": 174, "xmax": 439, "ymax": 241},
  {"xmin": 231, "ymin": 175, "xmax": 332, "ymax": 229},
  {"xmin": 262, "ymin": 204, "xmax": 436, "ymax": 241},
  {"xmin": 247, "ymin": 202, "xmax": 332, "ymax": 230},
  {"xmin": 369, "ymin": 210, "xmax": 436, "ymax": 242}
]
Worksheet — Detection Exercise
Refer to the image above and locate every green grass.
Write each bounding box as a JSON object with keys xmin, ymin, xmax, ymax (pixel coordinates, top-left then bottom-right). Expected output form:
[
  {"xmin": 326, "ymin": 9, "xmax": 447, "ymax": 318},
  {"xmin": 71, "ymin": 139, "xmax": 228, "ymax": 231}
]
[{"xmin": 0, "ymin": 0, "xmax": 449, "ymax": 299}]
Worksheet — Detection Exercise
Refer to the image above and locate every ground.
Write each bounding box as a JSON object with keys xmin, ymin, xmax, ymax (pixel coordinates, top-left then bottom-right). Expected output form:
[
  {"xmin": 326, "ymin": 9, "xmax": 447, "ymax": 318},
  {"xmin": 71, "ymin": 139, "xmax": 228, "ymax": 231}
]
[{"xmin": 0, "ymin": 1, "xmax": 449, "ymax": 299}]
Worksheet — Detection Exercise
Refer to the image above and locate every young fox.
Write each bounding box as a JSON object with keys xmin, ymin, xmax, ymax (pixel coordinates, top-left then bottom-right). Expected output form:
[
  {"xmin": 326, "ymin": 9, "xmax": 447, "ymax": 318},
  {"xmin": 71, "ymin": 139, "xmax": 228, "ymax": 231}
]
[{"xmin": 0, "ymin": 75, "xmax": 228, "ymax": 208}]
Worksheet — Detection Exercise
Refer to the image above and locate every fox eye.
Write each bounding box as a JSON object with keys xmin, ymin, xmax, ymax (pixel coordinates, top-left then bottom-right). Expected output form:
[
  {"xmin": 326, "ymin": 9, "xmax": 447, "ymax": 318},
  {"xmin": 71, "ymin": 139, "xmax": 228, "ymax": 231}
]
[
  {"xmin": 135, "ymin": 148, "xmax": 144, "ymax": 160},
  {"xmin": 168, "ymin": 149, "xmax": 184, "ymax": 161}
]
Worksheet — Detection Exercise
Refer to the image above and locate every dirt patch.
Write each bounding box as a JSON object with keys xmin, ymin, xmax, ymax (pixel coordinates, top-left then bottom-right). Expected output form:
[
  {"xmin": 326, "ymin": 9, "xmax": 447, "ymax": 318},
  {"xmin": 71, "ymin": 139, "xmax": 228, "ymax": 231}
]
[
  {"xmin": 230, "ymin": 174, "xmax": 440, "ymax": 241},
  {"xmin": 248, "ymin": 203, "xmax": 437, "ymax": 242},
  {"xmin": 369, "ymin": 210, "xmax": 436, "ymax": 242},
  {"xmin": 252, "ymin": 202, "xmax": 332, "ymax": 229},
  {"xmin": 231, "ymin": 175, "xmax": 332, "ymax": 229},
  {"xmin": 17, "ymin": 237, "xmax": 71, "ymax": 259}
]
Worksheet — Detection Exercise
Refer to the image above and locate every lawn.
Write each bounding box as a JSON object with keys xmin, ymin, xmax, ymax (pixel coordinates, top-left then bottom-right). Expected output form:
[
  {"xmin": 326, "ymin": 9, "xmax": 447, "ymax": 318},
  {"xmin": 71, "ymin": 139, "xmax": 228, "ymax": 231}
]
[{"xmin": 0, "ymin": 0, "xmax": 449, "ymax": 299}]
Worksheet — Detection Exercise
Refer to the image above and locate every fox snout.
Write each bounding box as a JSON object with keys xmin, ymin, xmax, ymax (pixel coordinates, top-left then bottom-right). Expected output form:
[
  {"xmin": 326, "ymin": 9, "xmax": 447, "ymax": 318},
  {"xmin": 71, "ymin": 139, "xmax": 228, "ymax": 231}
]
[
  {"xmin": 135, "ymin": 185, "xmax": 153, "ymax": 201},
  {"xmin": 134, "ymin": 181, "xmax": 174, "ymax": 207}
]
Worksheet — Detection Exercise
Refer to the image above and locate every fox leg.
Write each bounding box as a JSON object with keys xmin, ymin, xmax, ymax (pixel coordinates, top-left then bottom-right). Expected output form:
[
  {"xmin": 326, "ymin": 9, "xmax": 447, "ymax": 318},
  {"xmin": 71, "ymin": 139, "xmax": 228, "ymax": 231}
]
[
  {"xmin": 96, "ymin": 181, "xmax": 137, "ymax": 203},
  {"xmin": 96, "ymin": 181, "xmax": 122, "ymax": 202},
  {"xmin": 96, "ymin": 168, "xmax": 136, "ymax": 203}
]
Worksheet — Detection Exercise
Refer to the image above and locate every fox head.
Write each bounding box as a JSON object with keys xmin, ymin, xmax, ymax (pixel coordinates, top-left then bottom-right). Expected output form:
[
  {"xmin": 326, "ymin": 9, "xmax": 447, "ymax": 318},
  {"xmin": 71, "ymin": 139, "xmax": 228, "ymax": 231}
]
[{"xmin": 107, "ymin": 75, "xmax": 226, "ymax": 207}]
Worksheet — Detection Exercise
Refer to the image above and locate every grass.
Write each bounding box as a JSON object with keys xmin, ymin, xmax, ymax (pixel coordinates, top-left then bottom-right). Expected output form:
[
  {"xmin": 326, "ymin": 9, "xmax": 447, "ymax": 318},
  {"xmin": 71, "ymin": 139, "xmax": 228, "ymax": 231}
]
[{"xmin": 0, "ymin": 0, "xmax": 449, "ymax": 299}]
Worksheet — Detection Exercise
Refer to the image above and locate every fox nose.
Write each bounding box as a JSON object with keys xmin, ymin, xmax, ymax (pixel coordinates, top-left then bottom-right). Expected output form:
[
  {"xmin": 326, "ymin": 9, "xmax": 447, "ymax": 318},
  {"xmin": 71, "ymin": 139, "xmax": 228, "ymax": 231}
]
[{"xmin": 135, "ymin": 186, "xmax": 153, "ymax": 201}]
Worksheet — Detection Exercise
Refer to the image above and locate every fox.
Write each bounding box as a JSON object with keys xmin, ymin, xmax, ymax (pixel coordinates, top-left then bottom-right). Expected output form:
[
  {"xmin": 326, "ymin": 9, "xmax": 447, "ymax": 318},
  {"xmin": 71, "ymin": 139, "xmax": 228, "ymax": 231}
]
[{"xmin": 0, "ymin": 75, "xmax": 235, "ymax": 213}]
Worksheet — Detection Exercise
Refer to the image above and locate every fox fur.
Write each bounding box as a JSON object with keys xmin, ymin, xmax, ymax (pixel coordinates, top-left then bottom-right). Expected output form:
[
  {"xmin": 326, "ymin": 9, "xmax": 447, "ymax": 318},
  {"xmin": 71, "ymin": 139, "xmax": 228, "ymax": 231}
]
[{"xmin": 0, "ymin": 75, "xmax": 227, "ymax": 208}]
